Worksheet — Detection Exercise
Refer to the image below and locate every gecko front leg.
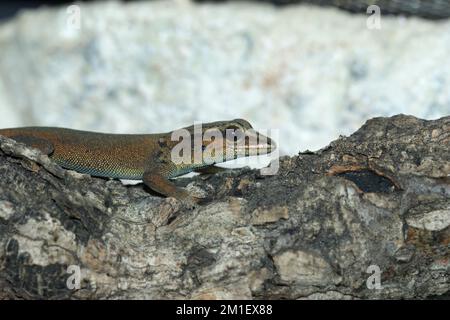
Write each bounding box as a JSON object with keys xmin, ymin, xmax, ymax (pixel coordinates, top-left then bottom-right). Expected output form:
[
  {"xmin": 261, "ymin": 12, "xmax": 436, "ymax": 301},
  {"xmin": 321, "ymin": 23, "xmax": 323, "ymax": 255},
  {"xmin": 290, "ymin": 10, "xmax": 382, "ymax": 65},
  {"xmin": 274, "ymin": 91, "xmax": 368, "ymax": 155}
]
[{"xmin": 143, "ymin": 171, "xmax": 200, "ymax": 209}]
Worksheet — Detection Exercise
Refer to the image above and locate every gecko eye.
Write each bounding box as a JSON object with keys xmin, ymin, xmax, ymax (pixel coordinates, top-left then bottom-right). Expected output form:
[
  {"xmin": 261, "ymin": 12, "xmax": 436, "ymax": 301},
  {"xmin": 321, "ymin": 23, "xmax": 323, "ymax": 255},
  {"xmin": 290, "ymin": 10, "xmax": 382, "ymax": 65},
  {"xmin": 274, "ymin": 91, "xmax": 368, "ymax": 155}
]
[{"xmin": 202, "ymin": 145, "xmax": 206, "ymax": 151}]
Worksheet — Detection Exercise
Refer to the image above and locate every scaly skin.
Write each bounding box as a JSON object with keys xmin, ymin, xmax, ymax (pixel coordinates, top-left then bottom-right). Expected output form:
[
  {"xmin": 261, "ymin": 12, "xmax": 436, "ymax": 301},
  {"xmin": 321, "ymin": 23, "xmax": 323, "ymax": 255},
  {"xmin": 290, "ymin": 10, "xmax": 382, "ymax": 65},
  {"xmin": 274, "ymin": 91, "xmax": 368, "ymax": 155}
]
[{"xmin": 0, "ymin": 119, "xmax": 276, "ymax": 207}]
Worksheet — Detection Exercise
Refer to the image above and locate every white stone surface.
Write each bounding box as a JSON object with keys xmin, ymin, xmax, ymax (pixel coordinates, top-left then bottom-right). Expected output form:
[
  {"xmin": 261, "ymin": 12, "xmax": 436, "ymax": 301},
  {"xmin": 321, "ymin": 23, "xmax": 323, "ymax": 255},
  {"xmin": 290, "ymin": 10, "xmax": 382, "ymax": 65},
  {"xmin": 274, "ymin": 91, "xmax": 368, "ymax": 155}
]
[{"xmin": 0, "ymin": 0, "xmax": 449, "ymax": 159}]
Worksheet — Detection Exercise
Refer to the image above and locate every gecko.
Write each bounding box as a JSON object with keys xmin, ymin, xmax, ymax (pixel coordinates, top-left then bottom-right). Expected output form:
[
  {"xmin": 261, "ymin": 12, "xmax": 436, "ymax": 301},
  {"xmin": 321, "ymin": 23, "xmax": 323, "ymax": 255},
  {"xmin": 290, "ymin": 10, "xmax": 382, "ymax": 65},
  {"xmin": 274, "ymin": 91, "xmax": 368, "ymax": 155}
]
[{"xmin": 0, "ymin": 119, "xmax": 276, "ymax": 208}]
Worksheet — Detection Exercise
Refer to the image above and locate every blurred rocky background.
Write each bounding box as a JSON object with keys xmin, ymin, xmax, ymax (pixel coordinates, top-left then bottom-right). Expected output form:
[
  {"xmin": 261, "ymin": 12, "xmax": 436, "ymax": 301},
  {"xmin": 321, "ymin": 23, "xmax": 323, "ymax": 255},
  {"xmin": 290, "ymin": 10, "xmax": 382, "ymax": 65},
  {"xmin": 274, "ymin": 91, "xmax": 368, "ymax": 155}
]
[{"xmin": 0, "ymin": 0, "xmax": 449, "ymax": 158}]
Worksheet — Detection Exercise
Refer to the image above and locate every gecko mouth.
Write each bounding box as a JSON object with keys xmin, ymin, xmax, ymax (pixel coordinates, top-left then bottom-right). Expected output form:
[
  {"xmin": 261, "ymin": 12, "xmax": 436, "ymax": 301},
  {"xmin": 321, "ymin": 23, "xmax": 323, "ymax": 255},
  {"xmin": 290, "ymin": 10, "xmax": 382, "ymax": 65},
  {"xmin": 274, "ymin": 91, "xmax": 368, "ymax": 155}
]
[{"xmin": 234, "ymin": 134, "xmax": 276, "ymax": 154}]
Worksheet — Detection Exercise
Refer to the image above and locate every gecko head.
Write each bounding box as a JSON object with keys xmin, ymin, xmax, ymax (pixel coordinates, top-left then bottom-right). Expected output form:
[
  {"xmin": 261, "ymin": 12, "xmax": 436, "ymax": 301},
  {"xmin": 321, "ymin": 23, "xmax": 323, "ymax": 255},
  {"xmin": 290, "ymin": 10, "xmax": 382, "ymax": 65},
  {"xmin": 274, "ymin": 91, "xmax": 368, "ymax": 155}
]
[
  {"xmin": 170, "ymin": 119, "xmax": 276, "ymax": 166},
  {"xmin": 198, "ymin": 119, "xmax": 276, "ymax": 164}
]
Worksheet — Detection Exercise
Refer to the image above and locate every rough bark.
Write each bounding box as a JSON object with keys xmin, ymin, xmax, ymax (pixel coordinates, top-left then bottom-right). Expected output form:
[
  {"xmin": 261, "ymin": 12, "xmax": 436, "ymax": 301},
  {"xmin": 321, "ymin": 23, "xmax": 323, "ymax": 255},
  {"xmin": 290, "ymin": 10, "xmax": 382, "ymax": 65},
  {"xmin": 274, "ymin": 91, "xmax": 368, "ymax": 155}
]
[{"xmin": 0, "ymin": 114, "xmax": 448, "ymax": 300}]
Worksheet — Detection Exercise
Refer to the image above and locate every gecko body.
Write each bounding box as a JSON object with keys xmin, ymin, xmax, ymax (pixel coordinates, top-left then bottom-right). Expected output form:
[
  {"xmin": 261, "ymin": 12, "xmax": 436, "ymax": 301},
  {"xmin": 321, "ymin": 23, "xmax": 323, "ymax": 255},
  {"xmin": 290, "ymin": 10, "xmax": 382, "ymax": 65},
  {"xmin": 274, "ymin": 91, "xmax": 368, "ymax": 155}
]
[{"xmin": 0, "ymin": 119, "xmax": 275, "ymax": 207}]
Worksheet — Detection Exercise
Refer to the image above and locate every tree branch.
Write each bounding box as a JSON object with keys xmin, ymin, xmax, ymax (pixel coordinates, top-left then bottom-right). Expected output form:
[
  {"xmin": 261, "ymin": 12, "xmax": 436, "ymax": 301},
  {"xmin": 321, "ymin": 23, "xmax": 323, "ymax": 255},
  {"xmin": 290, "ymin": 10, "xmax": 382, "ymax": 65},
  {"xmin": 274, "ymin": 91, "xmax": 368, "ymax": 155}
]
[{"xmin": 0, "ymin": 114, "xmax": 448, "ymax": 299}]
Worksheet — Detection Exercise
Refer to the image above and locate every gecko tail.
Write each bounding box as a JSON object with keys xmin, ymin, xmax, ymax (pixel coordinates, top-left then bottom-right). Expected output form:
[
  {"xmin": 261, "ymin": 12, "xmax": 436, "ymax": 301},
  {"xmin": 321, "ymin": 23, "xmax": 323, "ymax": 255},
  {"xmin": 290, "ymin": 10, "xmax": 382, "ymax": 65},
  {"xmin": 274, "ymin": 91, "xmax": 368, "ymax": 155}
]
[{"xmin": 0, "ymin": 131, "xmax": 54, "ymax": 155}]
